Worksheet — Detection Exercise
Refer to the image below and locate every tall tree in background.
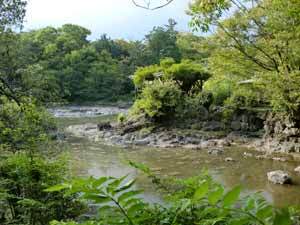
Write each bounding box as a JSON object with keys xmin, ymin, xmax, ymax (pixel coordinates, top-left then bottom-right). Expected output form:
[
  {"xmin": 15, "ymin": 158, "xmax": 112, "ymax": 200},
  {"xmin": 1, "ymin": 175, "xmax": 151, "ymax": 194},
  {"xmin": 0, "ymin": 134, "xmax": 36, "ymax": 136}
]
[
  {"xmin": 146, "ymin": 19, "xmax": 181, "ymax": 63},
  {"xmin": 0, "ymin": 0, "xmax": 27, "ymax": 104}
]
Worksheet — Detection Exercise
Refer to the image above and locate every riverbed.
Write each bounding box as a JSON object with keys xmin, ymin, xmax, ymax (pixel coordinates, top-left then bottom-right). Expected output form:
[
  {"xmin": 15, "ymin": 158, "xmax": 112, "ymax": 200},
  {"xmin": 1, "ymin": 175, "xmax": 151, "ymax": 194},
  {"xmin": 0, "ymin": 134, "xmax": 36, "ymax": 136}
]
[{"xmin": 54, "ymin": 106, "xmax": 300, "ymax": 207}]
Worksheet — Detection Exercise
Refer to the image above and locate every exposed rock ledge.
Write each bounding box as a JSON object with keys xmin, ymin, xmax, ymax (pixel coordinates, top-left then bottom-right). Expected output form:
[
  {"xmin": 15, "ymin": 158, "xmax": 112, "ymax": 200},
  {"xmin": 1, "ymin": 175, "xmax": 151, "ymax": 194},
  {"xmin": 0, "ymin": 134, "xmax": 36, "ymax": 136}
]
[
  {"xmin": 66, "ymin": 121, "xmax": 233, "ymax": 149},
  {"xmin": 65, "ymin": 121, "xmax": 300, "ymax": 164}
]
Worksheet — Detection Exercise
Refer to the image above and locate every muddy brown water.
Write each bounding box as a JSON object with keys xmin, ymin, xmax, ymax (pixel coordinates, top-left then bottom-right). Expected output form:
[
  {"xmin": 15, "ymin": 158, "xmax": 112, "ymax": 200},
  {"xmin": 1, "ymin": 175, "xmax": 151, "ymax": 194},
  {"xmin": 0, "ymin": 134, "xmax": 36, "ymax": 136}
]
[{"xmin": 54, "ymin": 109, "xmax": 300, "ymax": 208}]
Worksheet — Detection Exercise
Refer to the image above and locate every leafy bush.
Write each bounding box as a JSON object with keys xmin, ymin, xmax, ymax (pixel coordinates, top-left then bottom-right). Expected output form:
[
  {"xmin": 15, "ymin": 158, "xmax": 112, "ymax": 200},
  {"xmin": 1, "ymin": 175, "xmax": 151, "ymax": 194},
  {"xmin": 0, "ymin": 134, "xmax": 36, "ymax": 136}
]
[
  {"xmin": 204, "ymin": 78, "xmax": 232, "ymax": 106},
  {"xmin": 0, "ymin": 98, "xmax": 56, "ymax": 153},
  {"xmin": 0, "ymin": 153, "xmax": 85, "ymax": 225},
  {"xmin": 117, "ymin": 113, "xmax": 126, "ymax": 123},
  {"xmin": 260, "ymin": 71, "xmax": 300, "ymax": 117},
  {"xmin": 49, "ymin": 164, "xmax": 299, "ymax": 225},
  {"xmin": 132, "ymin": 65, "xmax": 161, "ymax": 89},
  {"xmin": 130, "ymin": 80, "xmax": 182, "ymax": 121},
  {"xmin": 164, "ymin": 60, "xmax": 211, "ymax": 94},
  {"xmin": 177, "ymin": 92, "xmax": 213, "ymax": 121}
]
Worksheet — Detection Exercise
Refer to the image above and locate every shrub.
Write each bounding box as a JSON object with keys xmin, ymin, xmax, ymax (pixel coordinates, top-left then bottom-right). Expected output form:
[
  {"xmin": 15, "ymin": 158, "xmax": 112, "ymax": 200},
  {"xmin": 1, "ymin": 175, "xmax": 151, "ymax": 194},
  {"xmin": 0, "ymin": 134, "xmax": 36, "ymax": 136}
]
[
  {"xmin": 130, "ymin": 80, "xmax": 182, "ymax": 121},
  {"xmin": 132, "ymin": 65, "xmax": 161, "ymax": 89},
  {"xmin": 49, "ymin": 165, "xmax": 299, "ymax": 225},
  {"xmin": 164, "ymin": 60, "xmax": 211, "ymax": 94},
  {"xmin": 177, "ymin": 91, "xmax": 213, "ymax": 121},
  {"xmin": 204, "ymin": 78, "xmax": 232, "ymax": 106},
  {"xmin": 0, "ymin": 98, "xmax": 56, "ymax": 153},
  {"xmin": 117, "ymin": 113, "xmax": 126, "ymax": 123},
  {"xmin": 0, "ymin": 153, "xmax": 85, "ymax": 225}
]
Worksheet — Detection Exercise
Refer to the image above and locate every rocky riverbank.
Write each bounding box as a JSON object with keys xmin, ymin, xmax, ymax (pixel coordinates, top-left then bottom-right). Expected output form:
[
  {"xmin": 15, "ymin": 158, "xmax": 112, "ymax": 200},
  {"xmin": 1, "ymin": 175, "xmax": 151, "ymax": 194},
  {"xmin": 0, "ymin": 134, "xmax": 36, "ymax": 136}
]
[{"xmin": 59, "ymin": 105, "xmax": 300, "ymax": 158}]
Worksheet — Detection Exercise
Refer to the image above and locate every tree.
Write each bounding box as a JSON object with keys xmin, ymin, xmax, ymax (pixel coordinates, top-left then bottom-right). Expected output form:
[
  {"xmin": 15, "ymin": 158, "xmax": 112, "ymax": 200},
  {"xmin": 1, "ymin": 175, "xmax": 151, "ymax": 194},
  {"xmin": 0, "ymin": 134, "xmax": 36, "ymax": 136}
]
[
  {"xmin": 133, "ymin": 59, "xmax": 210, "ymax": 94},
  {"xmin": 145, "ymin": 19, "xmax": 181, "ymax": 63},
  {"xmin": 188, "ymin": 0, "xmax": 300, "ymax": 115},
  {"xmin": 0, "ymin": 0, "xmax": 26, "ymax": 31},
  {"xmin": 0, "ymin": 0, "xmax": 27, "ymax": 104}
]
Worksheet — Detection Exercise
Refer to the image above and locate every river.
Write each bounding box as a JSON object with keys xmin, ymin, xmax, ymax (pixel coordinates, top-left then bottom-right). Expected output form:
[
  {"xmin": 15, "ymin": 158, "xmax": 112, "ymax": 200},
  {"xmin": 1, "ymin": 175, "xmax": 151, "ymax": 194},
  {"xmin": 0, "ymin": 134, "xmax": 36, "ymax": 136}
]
[{"xmin": 53, "ymin": 106, "xmax": 300, "ymax": 207}]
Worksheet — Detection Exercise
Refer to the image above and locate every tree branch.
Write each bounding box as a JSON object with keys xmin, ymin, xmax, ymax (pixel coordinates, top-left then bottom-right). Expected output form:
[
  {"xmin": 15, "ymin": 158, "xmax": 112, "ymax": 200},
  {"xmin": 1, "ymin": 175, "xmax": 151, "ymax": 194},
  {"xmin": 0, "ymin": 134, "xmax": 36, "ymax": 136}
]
[{"xmin": 132, "ymin": 0, "xmax": 174, "ymax": 10}]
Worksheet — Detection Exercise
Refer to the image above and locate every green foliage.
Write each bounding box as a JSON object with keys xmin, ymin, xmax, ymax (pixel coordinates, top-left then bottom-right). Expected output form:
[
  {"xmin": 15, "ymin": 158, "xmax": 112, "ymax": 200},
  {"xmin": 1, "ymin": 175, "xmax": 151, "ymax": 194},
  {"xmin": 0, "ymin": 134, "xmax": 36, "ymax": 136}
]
[
  {"xmin": 0, "ymin": 153, "xmax": 85, "ymax": 225},
  {"xmin": 0, "ymin": 98, "xmax": 56, "ymax": 153},
  {"xmin": 132, "ymin": 65, "xmax": 161, "ymax": 89},
  {"xmin": 188, "ymin": 0, "xmax": 300, "ymax": 117},
  {"xmin": 165, "ymin": 60, "xmax": 211, "ymax": 94},
  {"xmin": 47, "ymin": 175, "xmax": 145, "ymax": 225},
  {"xmin": 117, "ymin": 113, "xmax": 126, "ymax": 123},
  {"xmin": 48, "ymin": 168, "xmax": 299, "ymax": 225},
  {"xmin": 130, "ymin": 80, "xmax": 182, "ymax": 120},
  {"xmin": 176, "ymin": 32, "xmax": 211, "ymax": 62},
  {"xmin": 204, "ymin": 77, "xmax": 232, "ymax": 106},
  {"xmin": 131, "ymin": 58, "xmax": 211, "ymax": 122},
  {"xmin": 145, "ymin": 18, "xmax": 181, "ymax": 63},
  {"xmin": 0, "ymin": 0, "xmax": 27, "ymax": 31},
  {"xmin": 260, "ymin": 71, "xmax": 300, "ymax": 116}
]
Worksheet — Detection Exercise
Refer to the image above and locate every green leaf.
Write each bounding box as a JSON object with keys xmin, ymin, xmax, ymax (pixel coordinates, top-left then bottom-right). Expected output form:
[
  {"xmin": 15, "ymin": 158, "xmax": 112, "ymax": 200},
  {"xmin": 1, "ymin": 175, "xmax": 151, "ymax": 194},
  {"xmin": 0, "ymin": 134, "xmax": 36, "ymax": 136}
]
[
  {"xmin": 122, "ymin": 198, "xmax": 141, "ymax": 208},
  {"xmin": 222, "ymin": 186, "xmax": 241, "ymax": 208},
  {"xmin": 208, "ymin": 186, "xmax": 224, "ymax": 205},
  {"xmin": 129, "ymin": 161, "xmax": 151, "ymax": 174},
  {"xmin": 44, "ymin": 183, "xmax": 69, "ymax": 192},
  {"xmin": 193, "ymin": 181, "xmax": 209, "ymax": 201},
  {"xmin": 256, "ymin": 205, "xmax": 273, "ymax": 220},
  {"xmin": 179, "ymin": 199, "xmax": 191, "ymax": 212},
  {"xmin": 82, "ymin": 193, "xmax": 111, "ymax": 204},
  {"xmin": 228, "ymin": 217, "xmax": 251, "ymax": 225},
  {"xmin": 107, "ymin": 175, "xmax": 128, "ymax": 194},
  {"xmin": 92, "ymin": 177, "xmax": 110, "ymax": 188},
  {"xmin": 116, "ymin": 179, "xmax": 136, "ymax": 192},
  {"xmin": 118, "ymin": 190, "xmax": 143, "ymax": 203},
  {"xmin": 244, "ymin": 197, "xmax": 255, "ymax": 211},
  {"xmin": 127, "ymin": 202, "xmax": 145, "ymax": 216},
  {"xmin": 274, "ymin": 209, "xmax": 292, "ymax": 225}
]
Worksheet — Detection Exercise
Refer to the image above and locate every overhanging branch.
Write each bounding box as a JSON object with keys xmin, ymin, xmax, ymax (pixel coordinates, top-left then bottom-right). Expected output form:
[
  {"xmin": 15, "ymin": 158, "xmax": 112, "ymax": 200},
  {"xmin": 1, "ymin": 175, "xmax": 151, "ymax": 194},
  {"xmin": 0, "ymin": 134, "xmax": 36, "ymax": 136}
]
[{"xmin": 132, "ymin": 0, "xmax": 174, "ymax": 10}]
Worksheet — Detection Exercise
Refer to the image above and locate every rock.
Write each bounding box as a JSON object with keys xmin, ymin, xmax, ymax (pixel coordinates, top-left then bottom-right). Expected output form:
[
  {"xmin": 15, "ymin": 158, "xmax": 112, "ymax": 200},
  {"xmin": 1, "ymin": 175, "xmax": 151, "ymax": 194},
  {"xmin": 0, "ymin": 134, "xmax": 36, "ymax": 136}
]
[
  {"xmin": 202, "ymin": 121, "xmax": 224, "ymax": 131},
  {"xmin": 225, "ymin": 157, "xmax": 235, "ymax": 162},
  {"xmin": 183, "ymin": 144, "xmax": 201, "ymax": 150},
  {"xmin": 50, "ymin": 132, "xmax": 66, "ymax": 141},
  {"xmin": 243, "ymin": 152, "xmax": 253, "ymax": 158},
  {"xmin": 184, "ymin": 137, "xmax": 200, "ymax": 145},
  {"xmin": 216, "ymin": 139, "xmax": 231, "ymax": 147},
  {"xmin": 231, "ymin": 121, "xmax": 241, "ymax": 131},
  {"xmin": 97, "ymin": 122, "xmax": 112, "ymax": 131},
  {"xmin": 272, "ymin": 157, "xmax": 287, "ymax": 162},
  {"xmin": 267, "ymin": 170, "xmax": 292, "ymax": 184},
  {"xmin": 294, "ymin": 166, "xmax": 300, "ymax": 173},
  {"xmin": 208, "ymin": 148, "xmax": 224, "ymax": 155},
  {"xmin": 255, "ymin": 155, "xmax": 268, "ymax": 160},
  {"xmin": 200, "ymin": 140, "xmax": 217, "ymax": 148},
  {"xmin": 133, "ymin": 138, "xmax": 150, "ymax": 146}
]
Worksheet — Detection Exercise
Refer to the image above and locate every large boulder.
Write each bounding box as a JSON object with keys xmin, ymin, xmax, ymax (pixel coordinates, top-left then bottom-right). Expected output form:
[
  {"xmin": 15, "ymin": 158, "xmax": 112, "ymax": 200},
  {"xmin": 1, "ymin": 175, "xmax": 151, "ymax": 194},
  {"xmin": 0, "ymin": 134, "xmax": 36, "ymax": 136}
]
[
  {"xmin": 267, "ymin": 170, "xmax": 292, "ymax": 184},
  {"xmin": 262, "ymin": 113, "xmax": 300, "ymax": 153},
  {"xmin": 231, "ymin": 121, "xmax": 241, "ymax": 131},
  {"xmin": 295, "ymin": 166, "xmax": 300, "ymax": 173}
]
